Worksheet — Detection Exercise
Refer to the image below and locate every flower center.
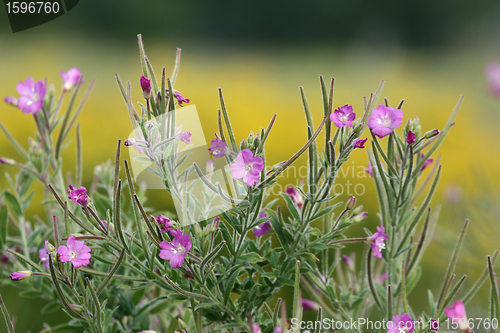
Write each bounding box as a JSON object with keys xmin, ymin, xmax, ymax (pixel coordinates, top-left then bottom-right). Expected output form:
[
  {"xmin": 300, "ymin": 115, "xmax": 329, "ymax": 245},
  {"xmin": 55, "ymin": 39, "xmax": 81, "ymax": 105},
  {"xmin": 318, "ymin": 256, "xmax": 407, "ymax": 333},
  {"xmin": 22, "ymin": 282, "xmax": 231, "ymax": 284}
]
[
  {"xmin": 245, "ymin": 164, "xmax": 253, "ymax": 173},
  {"xmin": 173, "ymin": 245, "xmax": 186, "ymax": 255},
  {"xmin": 213, "ymin": 149, "xmax": 220, "ymax": 155},
  {"xmin": 70, "ymin": 251, "xmax": 77, "ymax": 260},
  {"xmin": 398, "ymin": 327, "xmax": 411, "ymax": 333},
  {"xmin": 377, "ymin": 114, "xmax": 392, "ymax": 127},
  {"xmin": 339, "ymin": 113, "xmax": 349, "ymax": 121}
]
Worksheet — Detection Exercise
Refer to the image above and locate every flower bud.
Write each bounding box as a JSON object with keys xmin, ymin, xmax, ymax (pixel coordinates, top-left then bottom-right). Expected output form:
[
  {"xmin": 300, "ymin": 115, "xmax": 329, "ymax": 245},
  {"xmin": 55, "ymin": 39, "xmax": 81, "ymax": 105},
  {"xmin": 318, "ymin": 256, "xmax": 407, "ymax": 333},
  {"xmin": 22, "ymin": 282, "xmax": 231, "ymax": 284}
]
[
  {"xmin": 247, "ymin": 131, "xmax": 254, "ymax": 144},
  {"xmin": 10, "ymin": 271, "xmax": 33, "ymax": 280},
  {"xmin": 240, "ymin": 139, "xmax": 248, "ymax": 150},
  {"xmin": 194, "ymin": 223, "xmax": 203, "ymax": 238},
  {"xmin": 342, "ymin": 255, "xmax": 355, "ymax": 271},
  {"xmin": 352, "ymin": 205, "xmax": 364, "ymax": 216},
  {"xmin": 424, "ymin": 129, "xmax": 439, "ymax": 139},
  {"xmin": 175, "ymin": 131, "xmax": 192, "ymax": 144},
  {"xmin": 203, "ymin": 226, "xmax": 211, "ymax": 237},
  {"xmin": 353, "ymin": 123, "xmax": 363, "ymax": 133},
  {"xmin": 406, "ymin": 131, "xmax": 416, "ymax": 144},
  {"xmin": 210, "ymin": 217, "xmax": 220, "ymax": 233},
  {"xmin": 140, "ymin": 75, "xmax": 152, "ymax": 99},
  {"xmin": 124, "ymin": 138, "xmax": 136, "ymax": 146},
  {"xmin": 178, "ymin": 318, "xmax": 187, "ymax": 329},
  {"xmin": 301, "ymin": 299, "xmax": 320, "ymax": 311},
  {"xmin": 61, "ymin": 68, "xmax": 83, "ymax": 91},
  {"xmin": 4, "ymin": 96, "xmax": 18, "ymax": 107},
  {"xmin": 0, "ymin": 157, "xmax": 15, "ymax": 165},
  {"xmin": 346, "ymin": 196, "xmax": 356, "ymax": 210},
  {"xmin": 70, "ymin": 304, "xmax": 83, "ymax": 312},
  {"xmin": 44, "ymin": 240, "xmax": 56, "ymax": 253},
  {"xmin": 252, "ymin": 136, "xmax": 261, "ymax": 150},
  {"xmin": 353, "ymin": 212, "xmax": 368, "ymax": 222}
]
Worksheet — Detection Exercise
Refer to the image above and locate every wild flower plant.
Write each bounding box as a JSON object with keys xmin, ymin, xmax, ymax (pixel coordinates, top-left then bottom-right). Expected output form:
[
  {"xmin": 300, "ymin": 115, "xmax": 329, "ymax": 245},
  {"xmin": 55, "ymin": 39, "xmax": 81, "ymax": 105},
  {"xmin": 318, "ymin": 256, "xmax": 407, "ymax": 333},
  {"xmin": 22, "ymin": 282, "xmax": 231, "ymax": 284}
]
[{"xmin": 0, "ymin": 34, "xmax": 498, "ymax": 333}]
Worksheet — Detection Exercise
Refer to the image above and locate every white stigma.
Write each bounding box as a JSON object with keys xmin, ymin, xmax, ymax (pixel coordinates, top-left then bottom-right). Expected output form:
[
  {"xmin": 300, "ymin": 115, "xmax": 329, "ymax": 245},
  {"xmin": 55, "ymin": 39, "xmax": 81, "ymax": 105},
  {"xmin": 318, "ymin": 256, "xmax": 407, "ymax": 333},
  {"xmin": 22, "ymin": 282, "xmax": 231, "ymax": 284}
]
[{"xmin": 377, "ymin": 114, "xmax": 392, "ymax": 127}]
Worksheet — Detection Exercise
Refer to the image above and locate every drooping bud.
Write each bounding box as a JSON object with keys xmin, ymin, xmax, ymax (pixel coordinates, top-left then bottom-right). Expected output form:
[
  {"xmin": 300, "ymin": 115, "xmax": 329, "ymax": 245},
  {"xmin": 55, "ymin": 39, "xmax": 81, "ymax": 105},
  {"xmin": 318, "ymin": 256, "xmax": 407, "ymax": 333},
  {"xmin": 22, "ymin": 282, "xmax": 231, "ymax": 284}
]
[
  {"xmin": 10, "ymin": 271, "xmax": 33, "ymax": 280},
  {"xmin": 353, "ymin": 212, "xmax": 368, "ymax": 222},
  {"xmin": 124, "ymin": 138, "xmax": 136, "ymax": 146},
  {"xmin": 178, "ymin": 318, "xmax": 187, "ymax": 330},
  {"xmin": 406, "ymin": 130, "xmax": 416, "ymax": 144},
  {"xmin": 424, "ymin": 129, "xmax": 439, "ymax": 139},
  {"xmin": 0, "ymin": 157, "xmax": 15, "ymax": 165},
  {"xmin": 140, "ymin": 75, "xmax": 152, "ymax": 99},
  {"xmin": 346, "ymin": 196, "xmax": 356, "ymax": 210}
]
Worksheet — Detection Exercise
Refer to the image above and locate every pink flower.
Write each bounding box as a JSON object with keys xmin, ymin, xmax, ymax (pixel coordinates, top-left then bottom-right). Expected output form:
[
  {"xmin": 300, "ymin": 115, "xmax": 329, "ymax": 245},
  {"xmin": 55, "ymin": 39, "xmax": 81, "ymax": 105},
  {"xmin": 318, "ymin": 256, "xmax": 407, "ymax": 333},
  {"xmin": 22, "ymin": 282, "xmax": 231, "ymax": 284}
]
[
  {"xmin": 39, "ymin": 240, "xmax": 52, "ymax": 268},
  {"xmin": 301, "ymin": 299, "xmax": 319, "ymax": 311},
  {"xmin": 4, "ymin": 96, "xmax": 17, "ymax": 107},
  {"xmin": 208, "ymin": 139, "xmax": 228, "ymax": 158},
  {"xmin": 67, "ymin": 185, "xmax": 89, "ymax": 206},
  {"xmin": 285, "ymin": 186, "xmax": 303, "ymax": 209},
  {"xmin": 58, "ymin": 236, "xmax": 92, "ymax": 268},
  {"xmin": 367, "ymin": 104, "xmax": 404, "ymax": 138},
  {"xmin": 253, "ymin": 212, "xmax": 271, "ymax": 237},
  {"xmin": 140, "ymin": 75, "xmax": 151, "ymax": 99},
  {"xmin": 406, "ymin": 131, "xmax": 416, "ymax": 144},
  {"xmin": 251, "ymin": 325, "xmax": 261, "ymax": 333},
  {"xmin": 156, "ymin": 215, "xmax": 174, "ymax": 233},
  {"xmin": 387, "ymin": 313, "xmax": 414, "ymax": 333},
  {"xmin": 342, "ymin": 255, "xmax": 354, "ymax": 270},
  {"xmin": 353, "ymin": 138, "xmax": 367, "ymax": 149},
  {"xmin": 173, "ymin": 90, "xmax": 190, "ymax": 107},
  {"xmin": 330, "ymin": 104, "xmax": 356, "ymax": 127},
  {"xmin": 61, "ymin": 68, "xmax": 83, "ymax": 91},
  {"xmin": 13, "ymin": 77, "xmax": 46, "ymax": 114},
  {"xmin": 428, "ymin": 319, "xmax": 440, "ymax": 331},
  {"xmin": 229, "ymin": 149, "xmax": 264, "ymax": 186},
  {"xmin": 0, "ymin": 158, "xmax": 15, "ymax": 165},
  {"xmin": 444, "ymin": 300, "xmax": 468, "ymax": 331},
  {"xmin": 367, "ymin": 226, "xmax": 388, "ymax": 259},
  {"xmin": 159, "ymin": 229, "xmax": 192, "ymax": 269},
  {"xmin": 176, "ymin": 131, "xmax": 192, "ymax": 144},
  {"xmin": 486, "ymin": 62, "xmax": 500, "ymax": 97},
  {"xmin": 377, "ymin": 272, "xmax": 388, "ymax": 284},
  {"xmin": 10, "ymin": 271, "xmax": 32, "ymax": 280},
  {"xmin": 365, "ymin": 162, "xmax": 373, "ymax": 177},
  {"xmin": 420, "ymin": 152, "xmax": 433, "ymax": 172}
]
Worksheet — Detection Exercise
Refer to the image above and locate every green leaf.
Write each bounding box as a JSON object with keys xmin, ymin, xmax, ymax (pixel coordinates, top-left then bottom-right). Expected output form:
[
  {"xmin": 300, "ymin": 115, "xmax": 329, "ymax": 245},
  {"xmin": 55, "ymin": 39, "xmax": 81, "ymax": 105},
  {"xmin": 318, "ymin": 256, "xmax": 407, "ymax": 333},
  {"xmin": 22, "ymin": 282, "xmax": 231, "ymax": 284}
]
[
  {"xmin": 41, "ymin": 302, "xmax": 62, "ymax": 314},
  {"xmin": 0, "ymin": 206, "xmax": 7, "ymax": 249},
  {"xmin": 281, "ymin": 192, "xmax": 301, "ymax": 222},
  {"xmin": 4, "ymin": 191, "xmax": 22, "ymax": 217},
  {"xmin": 19, "ymin": 290, "xmax": 42, "ymax": 298},
  {"xmin": 223, "ymin": 268, "xmax": 243, "ymax": 305},
  {"xmin": 238, "ymin": 253, "xmax": 263, "ymax": 264}
]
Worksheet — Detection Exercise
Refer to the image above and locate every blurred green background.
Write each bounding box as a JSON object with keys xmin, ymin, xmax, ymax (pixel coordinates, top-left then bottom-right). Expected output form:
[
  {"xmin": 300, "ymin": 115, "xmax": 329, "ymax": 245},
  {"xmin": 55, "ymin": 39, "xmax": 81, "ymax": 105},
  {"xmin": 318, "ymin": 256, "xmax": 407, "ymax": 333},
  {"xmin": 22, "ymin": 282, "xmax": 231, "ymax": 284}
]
[{"xmin": 1, "ymin": 1, "xmax": 500, "ymax": 331}]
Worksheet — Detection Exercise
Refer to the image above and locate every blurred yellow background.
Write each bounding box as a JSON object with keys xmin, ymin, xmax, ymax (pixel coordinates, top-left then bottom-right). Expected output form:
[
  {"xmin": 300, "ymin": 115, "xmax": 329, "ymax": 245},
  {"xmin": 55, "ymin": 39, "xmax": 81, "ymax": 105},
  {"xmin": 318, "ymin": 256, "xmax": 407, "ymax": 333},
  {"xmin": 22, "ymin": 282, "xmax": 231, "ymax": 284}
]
[{"xmin": 1, "ymin": 1, "xmax": 500, "ymax": 330}]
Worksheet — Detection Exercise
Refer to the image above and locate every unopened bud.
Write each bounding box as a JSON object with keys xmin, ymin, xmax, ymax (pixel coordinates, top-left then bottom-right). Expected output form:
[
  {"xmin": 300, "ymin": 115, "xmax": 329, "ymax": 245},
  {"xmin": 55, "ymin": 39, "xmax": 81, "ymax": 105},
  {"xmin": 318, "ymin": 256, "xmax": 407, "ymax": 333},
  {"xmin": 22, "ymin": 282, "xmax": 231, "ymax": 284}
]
[
  {"xmin": 352, "ymin": 205, "xmax": 364, "ymax": 216},
  {"xmin": 240, "ymin": 139, "xmax": 248, "ymax": 150},
  {"xmin": 342, "ymin": 255, "xmax": 355, "ymax": 271},
  {"xmin": 406, "ymin": 131, "xmax": 416, "ymax": 144},
  {"xmin": 124, "ymin": 138, "xmax": 136, "ymax": 146},
  {"xmin": 203, "ymin": 226, "xmax": 211, "ymax": 237},
  {"xmin": 0, "ymin": 157, "xmax": 15, "ymax": 165},
  {"xmin": 353, "ymin": 212, "xmax": 368, "ymax": 222},
  {"xmin": 70, "ymin": 304, "xmax": 83, "ymax": 313},
  {"xmin": 346, "ymin": 196, "xmax": 356, "ymax": 210},
  {"xmin": 252, "ymin": 136, "xmax": 261, "ymax": 149},
  {"xmin": 194, "ymin": 223, "xmax": 203, "ymax": 238},
  {"xmin": 178, "ymin": 318, "xmax": 187, "ymax": 329},
  {"xmin": 140, "ymin": 75, "xmax": 152, "ymax": 99},
  {"xmin": 10, "ymin": 271, "xmax": 32, "ymax": 280},
  {"xmin": 247, "ymin": 131, "xmax": 254, "ymax": 144},
  {"xmin": 424, "ymin": 129, "xmax": 439, "ymax": 139},
  {"xmin": 44, "ymin": 240, "xmax": 56, "ymax": 252},
  {"xmin": 210, "ymin": 217, "xmax": 220, "ymax": 233},
  {"xmin": 353, "ymin": 123, "xmax": 363, "ymax": 133}
]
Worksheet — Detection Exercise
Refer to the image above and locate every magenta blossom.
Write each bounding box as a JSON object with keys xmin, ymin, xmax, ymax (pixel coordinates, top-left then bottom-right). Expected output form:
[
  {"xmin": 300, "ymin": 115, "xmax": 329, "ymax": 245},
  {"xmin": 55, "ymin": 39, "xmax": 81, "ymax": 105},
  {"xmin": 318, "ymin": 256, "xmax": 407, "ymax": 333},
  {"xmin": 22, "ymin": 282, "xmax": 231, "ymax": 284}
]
[
  {"xmin": 365, "ymin": 162, "xmax": 373, "ymax": 177},
  {"xmin": 420, "ymin": 152, "xmax": 433, "ymax": 172},
  {"xmin": 10, "ymin": 271, "xmax": 32, "ymax": 280},
  {"xmin": 176, "ymin": 131, "xmax": 192, "ymax": 144},
  {"xmin": 444, "ymin": 300, "xmax": 468, "ymax": 331},
  {"xmin": 156, "ymin": 215, "xmax": 174, "ymax": 233},
  {"xmin": 406, "ymin": 131, "xmax": 416, "ymax": 144},
  {"xmin": 301, "ymin": 299, "xmax": 319, "ymax": 311},
  {"xmin": 67, "ymin": 185, "xmax": 89, "ymax": 206},
  {"xmin": 173, "ymin": 90, "xmax": 190, "ymax": 106},
  {"xmin": 140, "ymin": 75, "xmax": 152, "ymax": 99},
  {"xmin": 330, "ymin": 104, "xmax": 356, "ymax": 127},
  {"xmin": 387, "ymin": 313, "xmax": 414, "ymax": 333},
  {"xmin": 61, "ymin": 68, "xmax": 83, "ymax": 91},
  {"xmin": 367, "ymin": 226, "xmax": 388, "ymax": 259},
  {"xmin": 367, "ymin": 104, "xmax": 404, "ymax": 138},
  {"xmin": 12, "ymin": 77, "xmax": 46, "ymax": 114},
  {"xmin": 229, "ymin": 149, "xmax": 264, "ymax": 186},
  {"xmin": 428, "ymin": 319, "xmax": 440, "ymax": 331},
  {"xmin": 285, "ymin": 186, "xmax": 304, "ymax": 209},
  {"xmin": 58, "ymin": 236, "xmax": 92, "ymax": 268},
  {"xmin": 208, "ymin": 139, "xmax": 228, "ymax": 158},
  {"xmin": 253, "ymin": 212, "xmax": 271, "ymax": 237},
  {"xmin": 39, "ymin": 240, "xmax": 52, "ymax": 268},
  {"xmin": 159, "ymin": 229, "xmax": 192, "ymax": 269},
  {"xmin": 486, "ymin": 62, "xmax": 500, "ymax": 97},
  {"xmin": 353, "ymin": 138, "xmax": 367, "ymax": 149},
  {"xmin": 251, "ymin": 325, "xmax": 261, "ymax": 333}
]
